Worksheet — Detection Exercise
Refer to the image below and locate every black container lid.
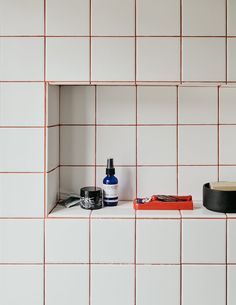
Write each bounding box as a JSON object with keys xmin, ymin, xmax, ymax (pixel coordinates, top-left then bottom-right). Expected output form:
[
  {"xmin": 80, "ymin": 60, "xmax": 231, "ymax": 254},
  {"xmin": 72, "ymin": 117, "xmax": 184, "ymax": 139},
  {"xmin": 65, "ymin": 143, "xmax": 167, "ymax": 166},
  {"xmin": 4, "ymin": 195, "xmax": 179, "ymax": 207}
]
[
  {"xmin": 106, "ymin": 158, "xmax": 115, "ymax": 175},
  {"xmin": 80, "ymin": 186, "xmax": 102, "ymax": 198}
]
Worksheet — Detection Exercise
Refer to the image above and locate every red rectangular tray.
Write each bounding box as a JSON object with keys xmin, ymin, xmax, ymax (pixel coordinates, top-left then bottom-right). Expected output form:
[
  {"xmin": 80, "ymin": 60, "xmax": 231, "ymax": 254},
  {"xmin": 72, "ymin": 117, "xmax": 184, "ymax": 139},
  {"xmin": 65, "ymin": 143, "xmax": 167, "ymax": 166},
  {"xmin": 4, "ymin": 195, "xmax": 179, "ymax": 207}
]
[{"xmin": 133, "ymin": 195, "xmax": 193, "ymax": 210}]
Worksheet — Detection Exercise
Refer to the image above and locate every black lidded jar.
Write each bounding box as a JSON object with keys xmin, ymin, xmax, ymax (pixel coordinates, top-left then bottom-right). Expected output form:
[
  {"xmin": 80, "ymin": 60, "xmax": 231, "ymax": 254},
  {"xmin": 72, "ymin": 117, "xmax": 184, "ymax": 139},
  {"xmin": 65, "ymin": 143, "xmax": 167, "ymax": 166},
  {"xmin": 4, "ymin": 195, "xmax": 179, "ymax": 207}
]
[
  {"xmin": 80, "ymin": 186, "xmax": 103, "ymax": 210},
  {"xmin": 203, "ymin": 183, "xmax": 236, "ymax": 213}
]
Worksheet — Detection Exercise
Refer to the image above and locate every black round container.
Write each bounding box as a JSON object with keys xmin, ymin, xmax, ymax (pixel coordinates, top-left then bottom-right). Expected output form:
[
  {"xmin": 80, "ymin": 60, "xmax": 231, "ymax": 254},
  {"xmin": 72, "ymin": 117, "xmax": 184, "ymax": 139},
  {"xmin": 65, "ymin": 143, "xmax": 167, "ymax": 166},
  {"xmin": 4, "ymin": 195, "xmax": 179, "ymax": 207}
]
[
  {"xmin": 80, "ymin": 187, "xmax": 103, "ymax": 210},
  {"xmin": 203, "ymin": 183, "xmax": 236, "ymax": 213}
]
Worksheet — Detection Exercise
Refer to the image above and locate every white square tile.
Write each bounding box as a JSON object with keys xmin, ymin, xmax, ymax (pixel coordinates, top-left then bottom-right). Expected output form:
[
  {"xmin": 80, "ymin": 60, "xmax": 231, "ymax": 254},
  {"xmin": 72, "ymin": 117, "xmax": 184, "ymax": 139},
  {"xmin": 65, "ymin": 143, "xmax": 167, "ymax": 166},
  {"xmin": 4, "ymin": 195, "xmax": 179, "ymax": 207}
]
[
  {"xmin": 178, "ymin": 166, "xmax": 218, "ymax": 200},
  {"xmin": 182, "ymin": 219, "xmax": 226, "ymax": 263},
  {"xmin": 91, "ymin": 265, "xmax": 134, "ymax": 305},
  {"xmin": 0, "ymin": 265, "xmax": 43, "ymax": 305},
  {"xmin": 91, "ymin": 219, "xmax": 135, "ymax": 263},
  {"xmin": 220, "ymin": 126, "xmax": 236, "ymax": 164},
  {"xmin": 228, "ymin": 38, "xmax": 236, "ymax": 81},
  {"xmin": 138, "ymin": 126, "xmax": 176, "ymax": 165},
  {"xmin": 91, "ymin": 201, "xmax": 135, "ymax": 218},
  {"xmin": 46, "ymin": 265, "xmax": 89, "ymax": 305},
  {"xmin": 137, "ymin": 38, "xmax": 180, "ymax": 81},
  {"xmin": 96, "ymin": 126, "xmax": 136, "ymax": 165},
  {"xmin": 60, "ymin": 126, "xmax": 95, "ymax": 165},
  {"xmin": 228, "ymin": 219, "xmax": 236, "ymax": 263},
  {"xmin": 92, "ymin": 38, "xmax": 135, "ymax": 81},
  {"xmin": 97, "ymin": 86, "xmax": 136, "ymax": 124},
  {"xmin": 0, "ymin": 220, "xmax": 43, "ymax": 263},
  {"xmin": 183, "ymin": 38, "xmax": 225, "ymax": 81},
  {"xmin": 92, "ymin": 0, "xmax": 134, "ymax": 36},
  {"xmin": 60, "ymin": 166, "xmax": 95, "ymax": 196},
  {"xmin": 219, "ymin": 166, "xmax": 236, "ymax": 181},
  {"xmin": 182, "ymin": 265, "xmax": 226, "ymax": 305},
  {"xmin": 47, "ymin": 0, "xmax": 89, "ymax": 35},
  {"xmin": 0, "ymin": 128, "xmax": 44, "ymax": 172},
  {"xmin": 46, "ymin": 168, "xmax": 60, "ymax": 215},
  {"xmin": 0, "ymin": 0, "xmax": 44, "ymax": 35},
  {"xmin": 228, "ymin": 0, "xmax": 236, "ymax": 36},
  {"xmin": 136, "ymin": 219, "xmax": 180, "ymax": 263},
  {"xmin": 46, "ymin": 219, "xmax": 89, "ymax": 263},
  {"xmin": 0, "ymin": 83, "xmax": 44, "ymax": 126},
  {"xmin": 96, "ymin": 167, "xmax": 136, "ymax": 201},
  {"xmin": 137, "ymin": 0, "xmax": 180, "ymax": 35},
  {"xmin": 47, "ymin": 85, "xmax": 60, "ymax": 126},
  {"xmin": 137, "ymin": 86, "xmax": 177, "ymax": 124},
  {"xmin": 47, "ymin": 127, "xmax": 59, "ymax": 171},
  {"xmin": 0, "ymin": 173, "xmax": 44, "ymax": 217},
  {"xmin": 179, "ymin": 87, "xmax": 218, "ymax": 124},
  {"xmin": 182, "ymin": 0, "xmax": 225, "ymax": 36},
  {"xmin": 0, "ymin": 38, "xmax": 44, "ymax": 81},
  {"xmin": 60, "ymin": 86, "xmax": 95, "ymax": 124},
  {"xmin": 46, "ymin": 38, "xmax": 90, "ymax": 82},
  {"xmin": 179, "ymin": 126, "xmax": 217, "ymax": 165},
  {"xmin": 136, "ymin": 265, "xmax": 180, "ymax": 305},
  {"xmin": 228, "ymin": 266, "xmax": 236, "ymax": 305},
  {"xmin": 219, "ymin": 87, "xmax": 236, "ymax": 124},
  {"xmin": 137, "ymin": 166, "xmax": 177, "ymax": 197}
]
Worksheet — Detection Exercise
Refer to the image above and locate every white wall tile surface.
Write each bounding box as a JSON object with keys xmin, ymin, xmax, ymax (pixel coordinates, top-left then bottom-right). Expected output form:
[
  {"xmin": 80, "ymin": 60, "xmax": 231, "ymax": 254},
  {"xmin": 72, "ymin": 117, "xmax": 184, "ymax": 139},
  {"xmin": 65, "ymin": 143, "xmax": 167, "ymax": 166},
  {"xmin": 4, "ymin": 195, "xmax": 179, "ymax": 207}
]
[
  {"xmin": 46, "ymin": 219, "xmax": 89, "ymax": 263},
  {"xmin": 0, "ymin": 265, "xmax": 43, "ymax": 305},
  {"xmin": 179, "ymin": 87, "xmax": 218, "ymax": 124},
  {"xmin": 182, "ymin": 219, "xmax": 226, "ymax": 263},
  {"xmin": 60, "ymin": 126, "xmax": 95, "ymax": 165},
  {"xmin": 183, "ymin": 38, "xmax": 225, "ymax": 81},
  {"xmin": 0, "ymin": 219, "xmax": 44, "ymax": 263},
  {"xmin": 136, "ymin": 219, "xmax": 180, "ymax": 263},
  {"xmin": 46, "ymin": 265, "xmax": 89, "ymax": 305},
  {"xmin": 0, "ymin": 38, "xmax": 44, "ymax": 81},
  {"xmin": 228, "ymin": 266, "xmax": 236, "ymax": 305},
  {"xmin": 179, "ymin": 126, "xmax": 217, "ymax": 165},
  {"xmin": 91, "ymin": 219, "xmax": 135, "ymax": 263},
  {"xmin": 137, "ymin": 265, "xmax": 180, "ymax": 305},
  {"xmin": 183, "ymin": 0, "xmax": 225, "ymax": 36},
  {"xmin": 91, "ymin": 265, "xmax": 134, "ymax": 305},
  {"xmin": 0, "ymin": 0, "xmax": 44, "ymax": 35},
  {"xmin": 227, "ymin": 220, "xmax": 236, "ymax": 263},
  {"xmin": 92, "ymin": 0, "xmax": 135, "ymax": 36},
  {"xmin": 137, "ymin": 86, "xmax": 177, "ymax": 124},
  {"xmin": 47, "ymin": 0, "xmax": 89, "ymax": 36},
  {"xmin": 182, "ymin": 265, "xmax": 226, "ymax": 305},
  {"xmin": 138, "ymin": 126, "xmax": 176, "ymax": 165},
  {"xmin": 137, "ymin": 38, "xmax": 180, "ymax": 81},
  {"xmin": 0, "ymin": 173, "xmax": 44, "ymax": 217},
  {"xmin": 0, "ymin": 83, "xmax": 44, "ymax": 126},
  {"xmin": 97, "ymin": 86, "xmax": 136, "ymax": 124},
  {"xmin": 60, "ymin": 86, "xmax": 95, "ymax": 124},
  {"xmin": 0, "ymin": 128, "xmax": 44, "ymax": 172},
  {"xmin": 92, "ymin": 38, "xmax": 135, "ymax": 81},
  {"xmin": 46, "ymin": 38, "xmax": 90, "ymax": 81},
  {"xmin": 137, "ymin": 0, "xmax": 180, "ymax": 36}
]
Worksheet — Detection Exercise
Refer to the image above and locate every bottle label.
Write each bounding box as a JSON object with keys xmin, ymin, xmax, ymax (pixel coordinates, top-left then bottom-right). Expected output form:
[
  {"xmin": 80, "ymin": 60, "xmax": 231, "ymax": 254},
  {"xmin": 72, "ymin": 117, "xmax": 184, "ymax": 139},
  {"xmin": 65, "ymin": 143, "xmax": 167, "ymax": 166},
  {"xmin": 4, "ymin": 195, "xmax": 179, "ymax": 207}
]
[{"xmin": 103, "ymin": 184, "xmax": 118, "ymax": 204}]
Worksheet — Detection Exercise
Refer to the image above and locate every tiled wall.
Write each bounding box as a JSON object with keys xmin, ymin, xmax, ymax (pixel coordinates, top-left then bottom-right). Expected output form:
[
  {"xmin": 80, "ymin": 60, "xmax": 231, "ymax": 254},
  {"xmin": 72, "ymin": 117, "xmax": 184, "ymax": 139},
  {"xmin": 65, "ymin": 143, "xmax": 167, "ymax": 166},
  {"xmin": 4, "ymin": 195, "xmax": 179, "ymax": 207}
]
[{"xmin": 1, "ymin": 1, "xmax": 236, "ymax": 305}]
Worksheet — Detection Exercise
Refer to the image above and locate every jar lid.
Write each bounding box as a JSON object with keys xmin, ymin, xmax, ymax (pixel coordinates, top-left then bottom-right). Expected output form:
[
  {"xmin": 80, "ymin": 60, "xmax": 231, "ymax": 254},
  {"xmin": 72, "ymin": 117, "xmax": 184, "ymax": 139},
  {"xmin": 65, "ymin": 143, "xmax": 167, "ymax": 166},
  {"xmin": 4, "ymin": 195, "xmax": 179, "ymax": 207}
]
[{"xmin": 80, "ymin": 186, "xmax": 102, "ymax": 198}]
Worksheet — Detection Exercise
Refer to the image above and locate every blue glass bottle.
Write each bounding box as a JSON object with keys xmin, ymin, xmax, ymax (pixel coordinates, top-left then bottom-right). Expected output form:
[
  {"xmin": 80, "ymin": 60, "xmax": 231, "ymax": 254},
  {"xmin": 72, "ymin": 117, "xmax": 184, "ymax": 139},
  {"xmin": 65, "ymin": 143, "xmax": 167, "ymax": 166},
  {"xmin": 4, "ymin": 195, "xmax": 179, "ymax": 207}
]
[{"xmin": 103, "ymin": 158, "xmax": 118, "ymax": 206}]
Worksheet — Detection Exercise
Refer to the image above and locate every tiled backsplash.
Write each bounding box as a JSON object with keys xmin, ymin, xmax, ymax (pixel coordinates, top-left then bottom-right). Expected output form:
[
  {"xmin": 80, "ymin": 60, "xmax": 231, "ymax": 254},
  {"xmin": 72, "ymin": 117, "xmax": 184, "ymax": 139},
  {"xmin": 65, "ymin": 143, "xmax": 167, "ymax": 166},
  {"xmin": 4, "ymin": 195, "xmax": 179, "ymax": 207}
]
[
  {"xmin": 1, "ymin": 1, "xmax": 236, "ymax": 305},
  {"xmin": 46, "ymin": 85, "xmax": 236, "ymax": 212}
]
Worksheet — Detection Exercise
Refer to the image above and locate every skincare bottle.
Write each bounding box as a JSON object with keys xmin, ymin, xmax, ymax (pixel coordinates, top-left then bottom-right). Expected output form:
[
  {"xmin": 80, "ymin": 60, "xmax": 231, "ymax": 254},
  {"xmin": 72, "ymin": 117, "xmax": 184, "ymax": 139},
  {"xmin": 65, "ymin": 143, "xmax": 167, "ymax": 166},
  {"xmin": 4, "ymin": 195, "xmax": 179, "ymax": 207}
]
[{"xmin": 103, "ymin": 158, "xmax": 118, "ymax": 206}]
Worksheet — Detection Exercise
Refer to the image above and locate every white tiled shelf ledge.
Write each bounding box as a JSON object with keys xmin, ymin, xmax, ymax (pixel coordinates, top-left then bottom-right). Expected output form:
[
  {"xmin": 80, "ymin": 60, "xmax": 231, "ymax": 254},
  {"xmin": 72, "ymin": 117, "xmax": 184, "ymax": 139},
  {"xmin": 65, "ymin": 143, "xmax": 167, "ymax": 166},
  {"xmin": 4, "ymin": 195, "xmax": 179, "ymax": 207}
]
[{"xmin": 48, "ymin": 200, "xmax": 229, "ymax": 218}]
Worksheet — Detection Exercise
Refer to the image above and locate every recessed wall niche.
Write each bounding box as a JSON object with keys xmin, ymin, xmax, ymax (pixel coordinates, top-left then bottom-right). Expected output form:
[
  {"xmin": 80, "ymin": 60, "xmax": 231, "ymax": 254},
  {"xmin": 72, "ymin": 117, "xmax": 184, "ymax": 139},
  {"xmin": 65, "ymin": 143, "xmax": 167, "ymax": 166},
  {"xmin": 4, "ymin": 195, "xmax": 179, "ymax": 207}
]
[{"xmin": 46, "ymin": 84, "xmax": 236, "ymax": 215}]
